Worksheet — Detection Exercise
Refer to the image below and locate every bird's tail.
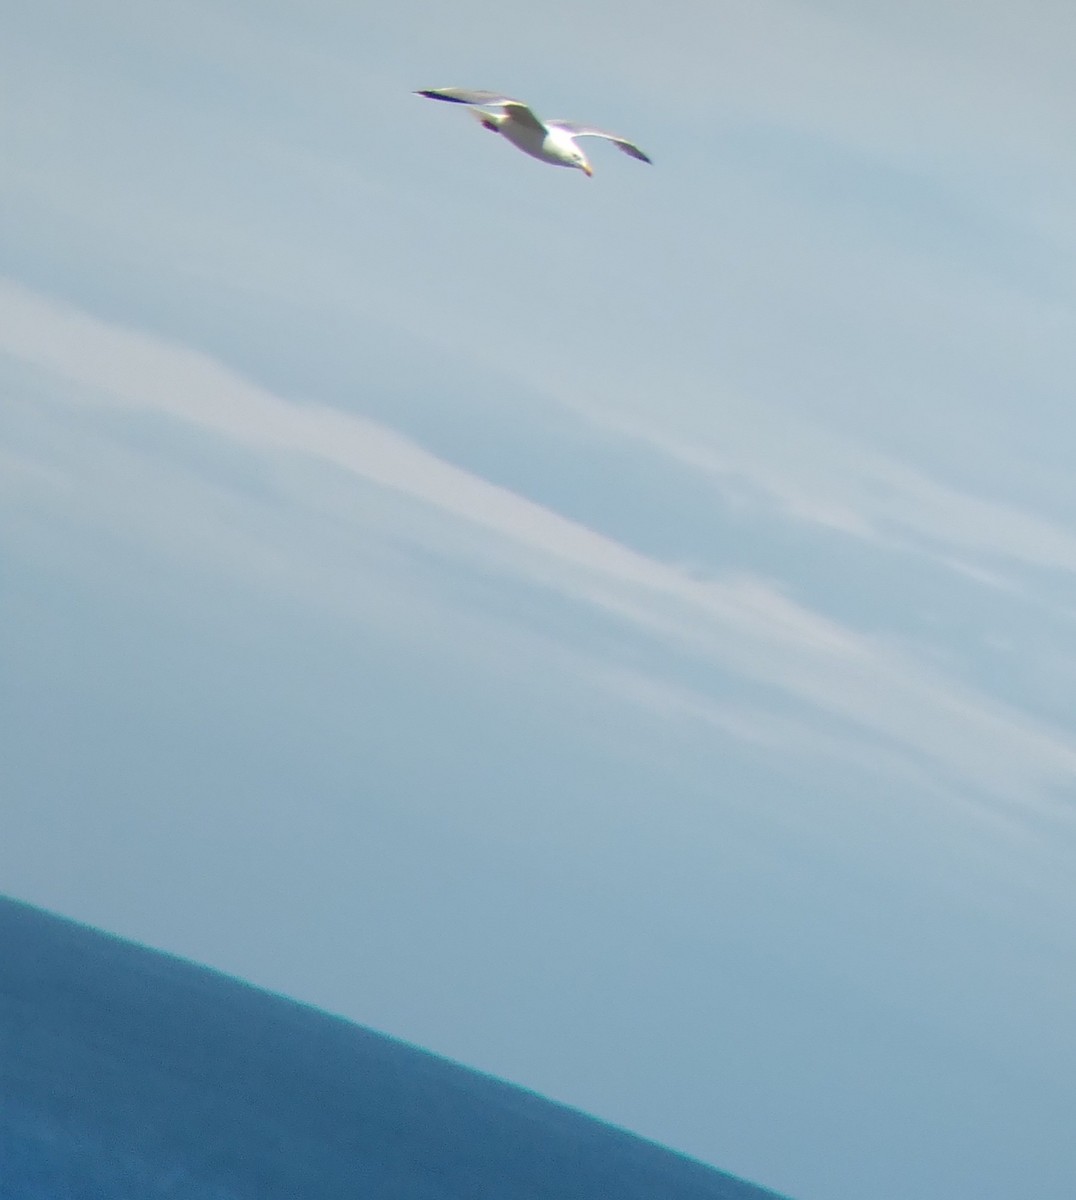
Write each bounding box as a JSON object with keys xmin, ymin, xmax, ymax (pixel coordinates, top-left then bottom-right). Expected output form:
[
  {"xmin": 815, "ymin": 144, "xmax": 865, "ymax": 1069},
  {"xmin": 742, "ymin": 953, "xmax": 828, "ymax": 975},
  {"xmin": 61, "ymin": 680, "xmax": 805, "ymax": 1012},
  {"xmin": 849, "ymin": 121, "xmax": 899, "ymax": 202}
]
[{"xmin": 470, "ymin": 109, "xmax": 503, "ymax": 133}]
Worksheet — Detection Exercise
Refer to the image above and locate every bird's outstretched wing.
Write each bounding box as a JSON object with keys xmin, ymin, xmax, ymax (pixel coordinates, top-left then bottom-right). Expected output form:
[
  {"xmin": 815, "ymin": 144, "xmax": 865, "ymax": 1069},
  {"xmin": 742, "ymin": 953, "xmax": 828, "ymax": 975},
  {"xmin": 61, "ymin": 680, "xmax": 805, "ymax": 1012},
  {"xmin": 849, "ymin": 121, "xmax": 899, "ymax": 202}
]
[
  {"xmin": 546, "ymin": 121, "xmax": 652, "ymax": 163},
  {"xmin": 415, "ymin": 88, "xmax": 546, "ymax": 133}
]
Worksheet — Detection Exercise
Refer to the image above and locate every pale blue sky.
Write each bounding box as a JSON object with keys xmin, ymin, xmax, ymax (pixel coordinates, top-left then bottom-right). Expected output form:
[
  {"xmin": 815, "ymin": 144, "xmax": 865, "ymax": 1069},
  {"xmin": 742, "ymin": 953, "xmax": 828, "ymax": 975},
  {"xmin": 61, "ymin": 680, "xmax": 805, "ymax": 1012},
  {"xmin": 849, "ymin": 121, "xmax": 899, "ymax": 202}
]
[{"xmin": 3, "ymin": 4, "xmax": 1076, "ymax": 1199}]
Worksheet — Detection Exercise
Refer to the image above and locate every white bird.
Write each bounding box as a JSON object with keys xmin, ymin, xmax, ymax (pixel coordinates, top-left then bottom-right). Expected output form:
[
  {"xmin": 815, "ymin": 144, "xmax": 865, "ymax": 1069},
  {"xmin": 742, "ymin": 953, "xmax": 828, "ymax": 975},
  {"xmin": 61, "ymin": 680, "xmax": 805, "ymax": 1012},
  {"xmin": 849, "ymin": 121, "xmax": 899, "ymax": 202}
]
[{"xmin": 415, "ymin": 88, "xmax": 652, "ymax": 178}]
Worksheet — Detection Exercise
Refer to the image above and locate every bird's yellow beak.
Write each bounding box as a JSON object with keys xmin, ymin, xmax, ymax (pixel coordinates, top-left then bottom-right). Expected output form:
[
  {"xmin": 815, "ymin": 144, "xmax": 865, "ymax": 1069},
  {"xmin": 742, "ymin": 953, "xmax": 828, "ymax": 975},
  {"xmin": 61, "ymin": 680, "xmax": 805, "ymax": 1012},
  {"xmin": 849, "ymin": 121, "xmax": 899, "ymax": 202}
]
[{"xmin": 581, "ymin": 163, "xmax": 593, "ymax": 177}]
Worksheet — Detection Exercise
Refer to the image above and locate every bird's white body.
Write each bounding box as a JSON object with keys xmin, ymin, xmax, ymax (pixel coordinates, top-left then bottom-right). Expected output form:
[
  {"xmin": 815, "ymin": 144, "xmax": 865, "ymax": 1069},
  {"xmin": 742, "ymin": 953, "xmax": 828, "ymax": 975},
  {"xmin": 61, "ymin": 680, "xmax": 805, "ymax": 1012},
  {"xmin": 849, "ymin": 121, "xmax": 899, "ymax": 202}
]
[
  {"xmin": 415, "ymin": 88, "xmax": 652, "ymax": 178},
  {"xmin": 479, "ymin": 110, "xmax": 583, "ymax": 170}
]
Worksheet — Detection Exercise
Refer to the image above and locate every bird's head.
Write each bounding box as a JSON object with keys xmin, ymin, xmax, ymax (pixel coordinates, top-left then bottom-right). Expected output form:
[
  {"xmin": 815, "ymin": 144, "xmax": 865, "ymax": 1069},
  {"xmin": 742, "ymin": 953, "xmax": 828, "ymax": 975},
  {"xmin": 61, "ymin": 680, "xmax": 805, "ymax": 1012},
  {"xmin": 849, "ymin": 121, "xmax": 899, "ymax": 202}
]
[{"xmin": 570, "ymin": 148, "xmax": 593, "ymax": 177}]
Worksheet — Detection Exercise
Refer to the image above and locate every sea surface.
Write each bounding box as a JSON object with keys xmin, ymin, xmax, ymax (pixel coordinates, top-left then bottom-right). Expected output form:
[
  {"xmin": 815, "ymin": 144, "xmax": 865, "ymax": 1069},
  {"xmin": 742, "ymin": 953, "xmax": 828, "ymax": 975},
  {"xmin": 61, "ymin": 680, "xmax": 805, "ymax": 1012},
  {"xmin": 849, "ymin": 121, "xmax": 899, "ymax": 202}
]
[{"xmin": 0, "ymin": 897, "xmax": 786, "ymax": 1199}]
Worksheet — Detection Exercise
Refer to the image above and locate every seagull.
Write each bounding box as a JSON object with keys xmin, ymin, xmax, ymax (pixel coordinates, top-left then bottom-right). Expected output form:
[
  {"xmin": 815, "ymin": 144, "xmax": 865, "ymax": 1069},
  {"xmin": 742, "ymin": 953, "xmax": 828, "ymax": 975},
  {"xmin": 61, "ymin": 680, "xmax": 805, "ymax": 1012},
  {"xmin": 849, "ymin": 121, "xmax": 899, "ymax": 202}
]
[{"xmin": 415, "ymin": 88, "xmax": 652, "ymax": 178}]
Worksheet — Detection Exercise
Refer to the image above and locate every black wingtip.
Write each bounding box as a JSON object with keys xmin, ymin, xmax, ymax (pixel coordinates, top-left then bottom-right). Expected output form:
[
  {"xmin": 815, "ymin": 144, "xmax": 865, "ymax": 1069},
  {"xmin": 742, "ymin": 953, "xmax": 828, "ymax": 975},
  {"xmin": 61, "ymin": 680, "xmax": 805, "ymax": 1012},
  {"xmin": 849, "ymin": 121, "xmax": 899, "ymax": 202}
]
[
  {"xmin": 626, "ymin": 144, "xmax": 653, "ymax": 164},
  {"xmin": 414, "ymin": 90, "xmax": 469, "ymax": 104}
]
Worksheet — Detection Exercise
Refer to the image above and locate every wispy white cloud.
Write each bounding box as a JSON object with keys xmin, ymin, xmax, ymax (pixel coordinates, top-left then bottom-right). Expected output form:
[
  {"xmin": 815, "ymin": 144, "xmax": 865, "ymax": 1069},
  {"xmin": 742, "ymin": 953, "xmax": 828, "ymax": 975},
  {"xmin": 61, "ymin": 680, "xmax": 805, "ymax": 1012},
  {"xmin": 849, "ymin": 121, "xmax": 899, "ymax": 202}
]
[
  {"xmin": 3, "ymin": 277, "xmax": 1076, "ymax": 813},
  {"xmin": 5, "ymin": 0, "xmax": 1072, "ymax": 608},
  {"xmin": 600, "ymin": 408, "xmax": 1076, "ymax": 577}
]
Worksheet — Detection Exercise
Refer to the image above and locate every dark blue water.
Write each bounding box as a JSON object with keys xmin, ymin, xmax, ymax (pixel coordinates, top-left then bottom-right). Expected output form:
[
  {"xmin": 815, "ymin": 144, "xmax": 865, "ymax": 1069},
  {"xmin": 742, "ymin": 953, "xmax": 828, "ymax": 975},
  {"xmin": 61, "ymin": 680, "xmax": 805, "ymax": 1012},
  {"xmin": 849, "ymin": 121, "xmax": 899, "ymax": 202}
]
[{"xmin": 0, "ymin": 897, "xmax": 787, "ymax": 1199}]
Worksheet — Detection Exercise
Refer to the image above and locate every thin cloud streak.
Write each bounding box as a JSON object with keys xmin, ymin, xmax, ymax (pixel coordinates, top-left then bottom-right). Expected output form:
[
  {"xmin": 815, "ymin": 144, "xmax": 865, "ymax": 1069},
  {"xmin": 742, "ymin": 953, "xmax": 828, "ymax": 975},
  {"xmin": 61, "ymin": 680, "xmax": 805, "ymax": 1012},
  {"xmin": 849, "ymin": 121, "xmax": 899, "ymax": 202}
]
[
  {"xmin": 3, "ymin": 278, "xmax": 1076, "ymax": 813},
  {"xmin": 601, "ymin": 410, "xmax": 1076, "ymax": 578}
]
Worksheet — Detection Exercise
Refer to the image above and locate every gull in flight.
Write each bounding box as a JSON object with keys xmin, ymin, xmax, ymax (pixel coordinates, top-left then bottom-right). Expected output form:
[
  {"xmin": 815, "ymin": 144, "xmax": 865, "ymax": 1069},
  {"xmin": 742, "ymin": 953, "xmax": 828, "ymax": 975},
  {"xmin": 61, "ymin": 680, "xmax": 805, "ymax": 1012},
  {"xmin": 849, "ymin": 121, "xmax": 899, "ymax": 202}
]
[{"xmin": 415, "ymin": 88, "xmax": 652, "ymax": 178}]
